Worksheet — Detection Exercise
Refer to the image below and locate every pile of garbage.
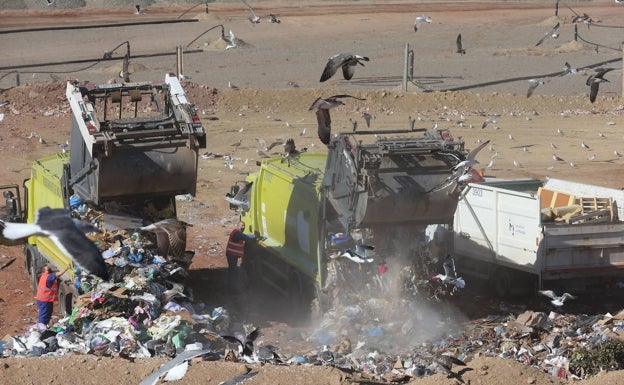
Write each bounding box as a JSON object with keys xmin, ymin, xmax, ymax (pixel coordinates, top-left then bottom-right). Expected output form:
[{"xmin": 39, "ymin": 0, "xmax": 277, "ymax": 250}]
[{"xmin": 2, "ymin": 219, "xmax": 624, "ymax": 383}]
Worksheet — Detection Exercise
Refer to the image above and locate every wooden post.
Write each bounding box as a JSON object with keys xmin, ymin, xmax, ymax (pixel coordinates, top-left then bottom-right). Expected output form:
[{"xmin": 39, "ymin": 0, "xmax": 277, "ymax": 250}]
[
  {"xmin": 621, "ymin": 42, "xmax": 624, "ymax": 99},
  {"xmin": 555, "ymin": 0, "xmax": 559, "ymax": 17},
  {"xmin": 574, "ymin": 24, "xmax": 578, "ymax": 41},
  {"xmin": 402, "ymin": 42, "xmax": 409, "ymax": 92},
  {"xmin": 176, "ymin": 45, "xmax": 184, "ymax": 79}
]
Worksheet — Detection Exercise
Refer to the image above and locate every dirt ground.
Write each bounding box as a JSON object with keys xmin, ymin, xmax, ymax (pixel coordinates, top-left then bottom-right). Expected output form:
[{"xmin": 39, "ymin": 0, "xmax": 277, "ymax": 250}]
[{"xmin": 2, "ymin": 1, "xmax": 624, "ymax": 384}]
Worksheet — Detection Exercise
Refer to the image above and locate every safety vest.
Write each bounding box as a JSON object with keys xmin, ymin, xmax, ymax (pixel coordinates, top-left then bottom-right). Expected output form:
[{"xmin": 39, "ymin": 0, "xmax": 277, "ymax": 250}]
[
  {"xmin": 226, "ymin": 228, "xmax": 245, "ymax": 258},
  {"xmin": 35, "ymin": 272, "xmax": 58, "ymax": 303}
]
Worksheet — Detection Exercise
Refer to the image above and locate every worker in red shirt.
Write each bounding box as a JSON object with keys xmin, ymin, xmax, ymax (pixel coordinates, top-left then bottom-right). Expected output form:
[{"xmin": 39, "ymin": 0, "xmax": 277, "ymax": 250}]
[
  {"xmin": 35, "ymin": 264, "xmax": 70, "ymax": 326},
  {"xmin": 225, "ymin": 221, "xmax": 256, "ymax": 293}
]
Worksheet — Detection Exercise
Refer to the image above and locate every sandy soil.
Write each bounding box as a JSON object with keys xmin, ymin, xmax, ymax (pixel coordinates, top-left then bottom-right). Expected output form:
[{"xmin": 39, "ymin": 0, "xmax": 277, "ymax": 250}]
[{"xmin": 2, "ymin": 1, "xmax": 624, "ymax": 384}]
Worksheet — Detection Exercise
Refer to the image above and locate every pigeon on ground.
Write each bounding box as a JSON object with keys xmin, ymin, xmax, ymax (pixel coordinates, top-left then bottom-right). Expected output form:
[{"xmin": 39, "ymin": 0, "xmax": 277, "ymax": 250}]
[
  {"xmin": 308, "ymin": 94, "xmax": 366, "ymax": 145},
  {"xmin": 140, "ymin": 218, "xmax": 191, "ymax": 260},
  {"xmin": 1, "ymin": 207, "xmax": 109, "ymax": 280},
  {"xmin": 456, "ymin": 33, "xmax": 466, "ymax": 54},
  {"xmin": 414, "ymin": 14, "xmax": 432, "ymax": 32},
  {"xmin": 535, "ymin": 22, "xmax": 560, "ymax": 46},
  {"xmin": 586, "ymin": 67, "xmax": 614, "ymax": 103},
  {"xmin": 241, "ymin": 0, "xmax": 260, "ymax": 23},
  {"xmin": 527, "ymin": 78, "xmax": 545, "ymax": 98},
  {"xmin": 539, "ymin": 290, "xmax": 576, "ymax": 306},
  {"xmin": 320, "ymin": 53, "xmax": 369, "ymax": 82}
]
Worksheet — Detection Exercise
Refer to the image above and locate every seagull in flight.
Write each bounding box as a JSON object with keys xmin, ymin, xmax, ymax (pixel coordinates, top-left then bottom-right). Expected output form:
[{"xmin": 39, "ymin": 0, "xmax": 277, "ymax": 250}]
[
  {"xmin": 535, "ymin": 22, "xmax": 560, "ymax": 46},
  {"xmin": 456, "ymin": 33, "xmax": 466, "ymax": 54},
  {"xmin": 140, "ymin": 218, "xmax": 191, "ymax": 260},
  {"xmin": 527, "ymin": 78, "xmax": 545, "ymax": 98},
  {"xmin": 1, "ymin": 207, "xmax": 109, "ymax": 280},
  {"xmin": 560, "ymin": 62, "xmax": 578, "ymax": 76},
  {"xmin": 539, "ymin": 290, "xmax": 576, "ymax": 306},
  {"xmin": 256, "ymin": 138, "xmax": 283, "ymax": 152},
  {"xmin": 241, "ymin": 0, "xmax": 261, "ymax": 24},
  {"xmin": 320, "ymin": 53, "xmax": 370, "ymax": 82},
  {"xmin": 587, "ymin": 67, "xmax": 614, "ymax": 103},
  {"xmin": 414, "ymin": 14, "xmax": 432, "ymax": 32},
  {"xmin": 226, "ymin": 29, "xmax": 238, "ymax": 50},
  {"xmin": 281, "ymin": 138, "xmax": 307, "ymax": 166},
  {"xmin": 309, "ymin": 94, "xmax": 366, "ymax": 145}
]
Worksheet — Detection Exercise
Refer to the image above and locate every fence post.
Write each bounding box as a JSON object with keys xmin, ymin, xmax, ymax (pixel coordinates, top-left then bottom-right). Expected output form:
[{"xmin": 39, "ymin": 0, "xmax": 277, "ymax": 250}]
[
  {"xmin": 15, "ymin": 71, "xmax": 20, "ymax": 87},
  {"xmin": 621, "ymin": 42, "xmax": 624, "ymax": 99},
  {"xmin": 403, "ymin": 42, "xmax": 409, "ymax": 92},
  {"xmin": 574, "ymin": 25, "xmax": 578, "ymax": 41},
  {"xmin": 176, "ymin": 45, "xmax": 184, "ymax": 79}
]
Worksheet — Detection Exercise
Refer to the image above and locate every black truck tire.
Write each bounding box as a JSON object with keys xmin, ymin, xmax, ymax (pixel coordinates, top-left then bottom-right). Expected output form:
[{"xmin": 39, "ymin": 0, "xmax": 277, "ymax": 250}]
[
  {"xmin": 25, "ymin": 245, "xmax": 44, "ymax": 295},
  {"xmin": 58, "ymin": 281, "xmax": 77, "ymax": 317}
]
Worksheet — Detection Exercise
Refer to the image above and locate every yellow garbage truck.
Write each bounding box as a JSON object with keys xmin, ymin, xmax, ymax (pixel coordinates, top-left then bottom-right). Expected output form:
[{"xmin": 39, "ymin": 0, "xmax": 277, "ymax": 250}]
[
  {"xmin": 227, "ymin": 127, "xmax": 472, "ymax": 316},
  {"xmin": 0, "ymin": 74, "xmax": 206, "ymax": 315}
]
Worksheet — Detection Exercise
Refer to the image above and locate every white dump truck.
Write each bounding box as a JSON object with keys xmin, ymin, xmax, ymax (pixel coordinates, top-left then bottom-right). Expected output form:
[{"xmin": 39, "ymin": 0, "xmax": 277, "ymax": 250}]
[{"xmin": 452, "ymin": 178, "xmax": 624, "ymax": 296}]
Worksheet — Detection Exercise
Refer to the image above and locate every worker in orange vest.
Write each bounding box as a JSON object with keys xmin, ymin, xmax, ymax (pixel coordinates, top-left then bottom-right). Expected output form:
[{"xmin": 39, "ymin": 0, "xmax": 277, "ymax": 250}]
[
  {"xmin": 35, "ymin": 264, "xmax": 70, "ymax": 326},
  {"xmin": 225, "ymin": 221, "xmax": 256, "ymax": 293}
]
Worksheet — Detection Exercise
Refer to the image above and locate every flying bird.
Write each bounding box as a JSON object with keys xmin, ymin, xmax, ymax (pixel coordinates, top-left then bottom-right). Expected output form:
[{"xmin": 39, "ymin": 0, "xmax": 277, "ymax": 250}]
[
  {"xmin": 281, "ymin": 138, "xmax": 307, "ymax": 165},
  {"xmin": 535, "ymin": 22, "xmax": 560, "ymax": 46},
  {"xmin": 587, "ymin": 67, "xmax": 614, "ymax": 103},
  {"xmin": 481, "ymin": 116, "xmax": 497, "ymax": 129},
  {"xmin": 553, "ymin": 154, "xmax": 564, "ymax": 162},
  {"xmin": 539, "ymin": 290, "xmax": 576, "ymax": 306},
  {"xmin": 414, "ymin": 14, "xmax": 432, "ymax": 32},
  {"xmin": 256, "ymin": 138, "xmax": 283, "ymax": 152},
  {"xmin": 222, "ymin": 327, "xmax": 260, "ymax": 359},
  {"xmin": 320, "ymin": 53, "xmax": 370, "ymax": 82},
  {"xmin": 140, "ymin": 218, "xmax": 191, "ymax": 260},
  {"xmin": 1, "ymin": 207, "xmax": 109, "ymax": 280},
  {"xmin": 560, "ymin": 62, "xmax": 578, "ymax": 76},
  {"xmin": 527, "ymin": 78, "xmax": 545, "ymax": 98},
  {"xmin": 241, "ymin": 0, "xmax": 260, "ymax": 23},
  {"xmin": 362, "ymin": 112, "xmax": 374, "ymax": 128},
  {"xmin": 456, "ymin": 33, "xmax": 466, "ymax": 54},
  {"xmin": 226, "ymin": 29, "xmax": 238, "ymax": 50},
  {"xmin": 267, "ymin": 13, "xmax": 281, "ymax": 23},
  {"xmin": 309, "ymin": 94, "xmax": 366, "ymax": 145},
  {"xmin": 46, "ymin": 0, "xmax": 56, "ymax": 5}
]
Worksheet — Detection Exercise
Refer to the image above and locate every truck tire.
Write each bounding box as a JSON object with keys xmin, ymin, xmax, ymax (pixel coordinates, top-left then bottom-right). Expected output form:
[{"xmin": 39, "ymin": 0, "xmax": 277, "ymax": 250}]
[
  {"xmin": 58, "ymin": 281, "xmax": 77, "ymax": 317},
  {"xmin": 25, "ymin": 245, "xmax": 44, "ymax": 295},
  {"xmin": 493, "ymin": 267, "xmax": 511, "ymax": 298}
]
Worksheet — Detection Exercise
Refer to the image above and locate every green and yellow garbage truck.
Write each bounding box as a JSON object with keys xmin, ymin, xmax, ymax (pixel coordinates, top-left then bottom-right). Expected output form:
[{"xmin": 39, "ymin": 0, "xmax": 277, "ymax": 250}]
[
  {"xmin": 227, "ymin": 127, "xmax": 470, "ymax": 315},
  {"xmin": 0, "ymin": 74, "xmax": 206, "ymax": 315}
]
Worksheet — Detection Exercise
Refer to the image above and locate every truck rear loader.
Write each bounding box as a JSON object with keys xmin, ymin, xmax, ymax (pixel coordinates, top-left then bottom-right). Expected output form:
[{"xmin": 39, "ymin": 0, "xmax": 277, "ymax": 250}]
[{"xmin": 0, "ymin": 74, "xmax": 206, "ymax": 315}]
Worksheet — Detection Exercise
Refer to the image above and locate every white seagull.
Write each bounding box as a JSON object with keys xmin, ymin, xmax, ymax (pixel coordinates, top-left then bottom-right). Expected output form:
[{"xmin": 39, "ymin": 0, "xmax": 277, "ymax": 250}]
[
  {"xmin": 414, "ymin": 14, "xmax": 432, "ymax": 32},
  {"xmin": 1, "ymin": 207, "xmax": 109, "ymax": 280},
  {"xmin": 527, "ymin": 78, "xmax": 545, "ymax": 98},
  {"xmin": 539, "ymin": 290, "xmax": 576, "ymax": 306},
  {"xmin": 535, "ymin": 22, "xmax": 560, "ymax": 46},
  {"xmin": 241, "ymin": 0, "xmax": 260, "ymax": 23},
  {"xmin": 320, "ymin": 53, "xmax": 370, "ymax": 82}
]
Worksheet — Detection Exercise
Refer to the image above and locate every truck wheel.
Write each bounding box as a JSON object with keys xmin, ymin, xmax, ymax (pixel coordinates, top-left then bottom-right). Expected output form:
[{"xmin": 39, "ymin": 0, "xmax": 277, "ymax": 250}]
[
  {"xmin": 493, "ymin": 267, "xmax": 511, "ymax": 298},
  {"xmin": 26, "ymin": 245, "xmax": 44, "ymax": 295},
  {"xmin": 58, "ymin": 282, "xmax": 77, "ymax": 317}
]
